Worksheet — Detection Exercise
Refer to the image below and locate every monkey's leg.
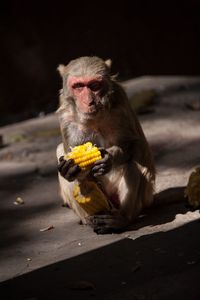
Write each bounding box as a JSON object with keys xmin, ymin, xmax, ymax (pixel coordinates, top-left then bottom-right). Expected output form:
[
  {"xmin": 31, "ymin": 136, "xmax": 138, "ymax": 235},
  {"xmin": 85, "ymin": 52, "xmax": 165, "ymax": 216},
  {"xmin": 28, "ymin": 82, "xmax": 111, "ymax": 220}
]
[{"xmin": 88, "ymin": 163, "xmax": 153, "ymax": 234}]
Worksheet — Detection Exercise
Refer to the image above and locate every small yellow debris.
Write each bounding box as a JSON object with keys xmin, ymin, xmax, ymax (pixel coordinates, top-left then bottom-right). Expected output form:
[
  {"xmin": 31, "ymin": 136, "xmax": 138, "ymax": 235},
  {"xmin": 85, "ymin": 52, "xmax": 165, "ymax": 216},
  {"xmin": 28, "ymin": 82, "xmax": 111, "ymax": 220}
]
[{"xmin": 14, "ymin": 197, "xmax": 24, "ymax": 205}]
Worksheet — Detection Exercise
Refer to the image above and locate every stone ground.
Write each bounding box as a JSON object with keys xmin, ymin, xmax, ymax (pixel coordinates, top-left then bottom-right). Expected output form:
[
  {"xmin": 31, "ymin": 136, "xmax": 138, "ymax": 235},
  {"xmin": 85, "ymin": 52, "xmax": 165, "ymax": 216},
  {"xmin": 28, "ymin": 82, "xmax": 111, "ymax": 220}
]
[{"xmin": 0, "ymin": 76, "xmax": 200, "ymax": 300}]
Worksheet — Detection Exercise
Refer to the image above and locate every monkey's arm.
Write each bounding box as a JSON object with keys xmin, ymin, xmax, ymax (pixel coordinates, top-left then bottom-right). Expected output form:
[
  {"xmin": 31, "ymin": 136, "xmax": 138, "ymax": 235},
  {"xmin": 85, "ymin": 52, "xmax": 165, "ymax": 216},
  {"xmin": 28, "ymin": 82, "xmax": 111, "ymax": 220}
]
[
  {"xmin": 107, "ymin": 138, "xmax": 145, "ymax": 166},
  {"xmin": 91, "ymin": 138, "xmax": 146, "ymax": 178}
]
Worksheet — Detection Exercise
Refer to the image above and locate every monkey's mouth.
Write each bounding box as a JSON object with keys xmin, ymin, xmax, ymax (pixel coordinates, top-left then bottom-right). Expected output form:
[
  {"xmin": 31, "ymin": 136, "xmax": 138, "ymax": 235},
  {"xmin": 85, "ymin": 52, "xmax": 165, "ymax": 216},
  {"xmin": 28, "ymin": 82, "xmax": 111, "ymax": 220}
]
[{"xmin": 80, "ymin": 104, "xmax": 102, "ymax": 116}]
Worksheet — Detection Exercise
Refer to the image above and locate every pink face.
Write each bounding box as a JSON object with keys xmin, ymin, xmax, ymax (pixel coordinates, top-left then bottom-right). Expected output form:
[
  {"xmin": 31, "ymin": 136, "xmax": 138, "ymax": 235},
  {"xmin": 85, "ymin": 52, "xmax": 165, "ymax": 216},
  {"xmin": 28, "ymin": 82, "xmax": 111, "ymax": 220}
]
[{"xmin": 68, "ymin": 76, "xmax": 106, "ymax": 114}]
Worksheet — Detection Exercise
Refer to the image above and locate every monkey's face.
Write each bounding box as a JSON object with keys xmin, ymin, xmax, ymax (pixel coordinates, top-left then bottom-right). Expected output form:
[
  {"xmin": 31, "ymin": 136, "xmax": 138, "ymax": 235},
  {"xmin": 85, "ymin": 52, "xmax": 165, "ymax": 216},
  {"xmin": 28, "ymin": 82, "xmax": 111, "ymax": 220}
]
[{"xmin": 68, "ymin": 76, "xmax": 108, "ymax": 116}]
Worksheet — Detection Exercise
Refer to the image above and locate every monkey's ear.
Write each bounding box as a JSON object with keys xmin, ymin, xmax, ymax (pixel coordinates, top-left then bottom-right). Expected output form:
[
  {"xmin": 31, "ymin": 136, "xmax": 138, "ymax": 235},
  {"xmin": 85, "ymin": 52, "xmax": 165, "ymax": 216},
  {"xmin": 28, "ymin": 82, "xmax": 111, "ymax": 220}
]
[
  {"xmin": 57, "ymin": 64, "xmax": 66, "ymax": 76},
  {"xmin": 105, "ymin": 59, "xmax": 112, "ymax": 68}
]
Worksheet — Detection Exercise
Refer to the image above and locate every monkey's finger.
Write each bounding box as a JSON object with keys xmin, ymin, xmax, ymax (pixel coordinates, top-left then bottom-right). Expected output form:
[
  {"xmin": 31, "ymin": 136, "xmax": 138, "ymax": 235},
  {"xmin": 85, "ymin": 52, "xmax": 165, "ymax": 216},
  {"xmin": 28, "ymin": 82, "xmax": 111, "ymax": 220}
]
[
  {"xmin": 68, "ymin": 165, "xmax": 81, "ymax": 176},
  {"xmin": 94, "ymin": 225, "xmax": 124, "ymax": 234},
  {"xmin": 91, "ymin": 217, "xmax": 106, "ymax": 226},
  {"xmin": 93, "ymin": 170, "xmax": 105, "ymax": 177},
  {"xmin": 95, "ymin": 164, "xmax": 111, "ymax": 171},
  {"xmin": 92, "ymin": 160, "xmax": 112, "ymax": 176},
  {"xmin": 98, "ymin": 147, "xmax": 107, "ymax": 157},
  {"xmin": 99, "ymin": 148, "xmax": 113, "ymax": 161},
  {"xmin": 65, "ymin": 165, "xmax": 81, "ymax": 181},
  {"xmin": 93, "ymin": 226, "xmax": 113, "ymax": 234},
  {"xmin": 97, "ymin": 156, "xmax": 112, "ymax": 172},
  {"xmin": 96, "ymin": 153, "xmax": 110, "ymax": 164},
  {"xmin": 91, "ymin": 214, "xmax": 126, "ymax": 229},
  {"xmin": 59, "ymin": 159, "xmax": 74, "ymax": 176},
  {"xmin": 93, "ymin": 156, "xmax": 112, "ymax": 169},
  {"xmin": 88, "ymin": 215, "xmax": 116, "ymax": 234},
  {"xmin": 59, "ymin": 156, "xmax": 64, "ymax": 162},
  {"xmin": 93, "ymin": 166, "xmax": 112, "ymax": 177},
  {"xmin": 58, "ymin": 160, "xmax": 67, "ymax": 172},
  {"xmin": 88, "ymin": 214, "xmax": 111, "ymax": 225},
  {"xmin": 91, "ymin": 214, "xmax": 113, "ymax": 222},
  {"xmin": 93, "ymin": 214, "xmax": 112, "ymax": 219},
  {"xmin": 92, "ymin": 163, "xmax": 106, "ymax": 171}
]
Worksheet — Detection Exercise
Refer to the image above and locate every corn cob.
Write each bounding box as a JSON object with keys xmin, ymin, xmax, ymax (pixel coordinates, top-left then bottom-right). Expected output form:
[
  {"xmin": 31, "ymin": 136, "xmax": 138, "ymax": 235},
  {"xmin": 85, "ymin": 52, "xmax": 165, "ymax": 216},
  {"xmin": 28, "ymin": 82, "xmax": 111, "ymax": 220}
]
[
  {"xmin": 185, "ymin": 167, "xmax": 200, "ymax": 208},
  {"xmin": 65, "ymin": 142, "xmax": 102, "ymax": 171},
  {"xmin": 73, "ymin": 181, "xmax": 110, "ymax": 215}
]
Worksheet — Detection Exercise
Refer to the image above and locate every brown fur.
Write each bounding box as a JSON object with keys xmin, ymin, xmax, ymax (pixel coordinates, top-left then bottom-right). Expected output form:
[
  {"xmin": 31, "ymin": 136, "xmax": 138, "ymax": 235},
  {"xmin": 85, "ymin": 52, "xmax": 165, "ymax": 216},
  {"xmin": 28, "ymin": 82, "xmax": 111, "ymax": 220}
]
[{"xmin": 56, "ymin": 56, "xmax": 155, "ymax": 234}]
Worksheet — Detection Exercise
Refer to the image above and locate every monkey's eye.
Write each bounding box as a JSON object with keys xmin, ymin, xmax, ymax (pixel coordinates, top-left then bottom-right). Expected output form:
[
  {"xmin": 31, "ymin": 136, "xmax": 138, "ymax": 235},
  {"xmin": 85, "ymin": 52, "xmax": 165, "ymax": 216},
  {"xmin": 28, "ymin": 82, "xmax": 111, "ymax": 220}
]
[
  {"xmin": 88, "ymin": 81, "xmax": 103, "ymax": 92},
  {"xmin": 72, "ymin": 82, "xmax": 85, "ymax": 89}
]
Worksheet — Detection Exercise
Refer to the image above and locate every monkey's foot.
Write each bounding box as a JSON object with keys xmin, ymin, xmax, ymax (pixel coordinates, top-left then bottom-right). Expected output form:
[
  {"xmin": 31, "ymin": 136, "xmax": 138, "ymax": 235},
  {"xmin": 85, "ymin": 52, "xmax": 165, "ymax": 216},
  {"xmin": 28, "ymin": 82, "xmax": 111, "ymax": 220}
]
[{"xmin": 87, "ymin": 214, "xmax": 128, "ymax": 234}]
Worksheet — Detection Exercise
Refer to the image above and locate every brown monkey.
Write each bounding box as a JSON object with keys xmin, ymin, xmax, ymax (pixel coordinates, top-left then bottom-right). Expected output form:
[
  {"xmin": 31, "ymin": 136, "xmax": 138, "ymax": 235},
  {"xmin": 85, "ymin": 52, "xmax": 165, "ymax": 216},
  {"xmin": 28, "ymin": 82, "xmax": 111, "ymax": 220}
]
[{"xmin": 56, "ymin": 56, "xmax": 155, "ymax": 234}]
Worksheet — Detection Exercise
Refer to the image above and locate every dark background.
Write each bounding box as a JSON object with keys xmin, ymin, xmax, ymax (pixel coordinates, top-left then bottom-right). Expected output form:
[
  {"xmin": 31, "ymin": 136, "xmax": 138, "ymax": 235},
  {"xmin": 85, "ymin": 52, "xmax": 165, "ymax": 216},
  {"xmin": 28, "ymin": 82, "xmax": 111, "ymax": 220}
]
[{"xmin": 1, "ymin": 0, "xmax": 200, "ymax": 125}]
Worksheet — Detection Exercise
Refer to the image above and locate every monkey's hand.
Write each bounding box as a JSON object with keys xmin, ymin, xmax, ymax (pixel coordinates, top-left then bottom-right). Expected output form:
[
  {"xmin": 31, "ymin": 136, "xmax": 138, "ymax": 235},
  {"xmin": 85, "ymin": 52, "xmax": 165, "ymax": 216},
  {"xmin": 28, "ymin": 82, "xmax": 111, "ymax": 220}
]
[
  {"xmin": 91, "ymin": 148, "xmax": 112, "ymax": 177},
  {"xmin": 88, "ymin": 211, "xmax": 129, "ymax": 234},
  {"xmin": 58, "ymin": 156, "xmax": 81, "ymax": 182}
]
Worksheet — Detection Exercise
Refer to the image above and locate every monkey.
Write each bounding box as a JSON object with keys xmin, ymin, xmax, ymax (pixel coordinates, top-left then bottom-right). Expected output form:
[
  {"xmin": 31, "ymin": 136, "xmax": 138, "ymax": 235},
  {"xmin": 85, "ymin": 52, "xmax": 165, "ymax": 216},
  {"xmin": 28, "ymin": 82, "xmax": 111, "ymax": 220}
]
[{"xmin": 56, "ymin": 56, "xmax": 156, "ymax": 234}]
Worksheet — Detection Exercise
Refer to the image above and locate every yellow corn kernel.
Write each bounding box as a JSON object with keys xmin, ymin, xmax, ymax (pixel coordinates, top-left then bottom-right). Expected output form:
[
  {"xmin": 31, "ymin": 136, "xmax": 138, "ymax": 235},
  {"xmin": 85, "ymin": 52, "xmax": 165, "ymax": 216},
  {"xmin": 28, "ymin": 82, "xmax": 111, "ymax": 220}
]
[
  {"xmin": 65, "ymin": 142, "xmax": 102, "ymax": 171},
  {"xmin": 73, "ymin": 182, "xmax": 110, "ymax": 215},
  {"xmin": 73, "ymin": 184, "xmax": 80, "ymax": 197},
  {"xmin": 185, "ymin": 167, "xmax": 200, "ymax": 208}
]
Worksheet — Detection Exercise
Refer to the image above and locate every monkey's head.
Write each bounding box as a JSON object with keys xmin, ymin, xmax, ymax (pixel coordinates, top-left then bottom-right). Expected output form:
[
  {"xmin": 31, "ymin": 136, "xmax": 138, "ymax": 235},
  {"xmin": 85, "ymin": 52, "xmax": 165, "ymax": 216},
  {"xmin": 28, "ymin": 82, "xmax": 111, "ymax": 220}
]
[{"xmin": 58, "ymin": 56, "xmax": 113, "ymax": 119}]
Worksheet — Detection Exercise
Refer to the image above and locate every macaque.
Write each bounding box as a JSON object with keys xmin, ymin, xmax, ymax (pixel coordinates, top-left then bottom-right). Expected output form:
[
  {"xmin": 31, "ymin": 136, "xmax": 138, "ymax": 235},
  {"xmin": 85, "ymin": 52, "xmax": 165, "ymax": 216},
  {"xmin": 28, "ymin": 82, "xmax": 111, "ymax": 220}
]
[{"xmin": 56, "ymin": 56, "xmax": 155, "ymax": 234}]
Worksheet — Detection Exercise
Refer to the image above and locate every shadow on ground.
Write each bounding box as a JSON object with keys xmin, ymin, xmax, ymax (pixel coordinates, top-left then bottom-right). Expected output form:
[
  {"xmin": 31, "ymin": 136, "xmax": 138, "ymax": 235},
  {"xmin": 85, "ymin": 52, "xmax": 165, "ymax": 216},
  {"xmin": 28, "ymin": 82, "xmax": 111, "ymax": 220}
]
[
  {"xmin": 0, "ymin": 175, "xmax": 60, "ymax": 251},
  {"xmin": 0, "ymin": 178, "xmax": 193, "ymax": 253},
  {"xmin": 151, "ymin": 137, "xmax": 200, "ymax": 170},
  {"xmin": 0, "ymin": 220, "xmax": 200, "ymax": 300}
]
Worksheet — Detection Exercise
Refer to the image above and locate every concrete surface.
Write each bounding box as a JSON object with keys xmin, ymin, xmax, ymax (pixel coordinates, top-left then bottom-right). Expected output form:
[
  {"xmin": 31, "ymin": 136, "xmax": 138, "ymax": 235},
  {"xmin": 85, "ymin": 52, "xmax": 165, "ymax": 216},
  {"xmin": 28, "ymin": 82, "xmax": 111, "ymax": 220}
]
[{"xmin": 0, "ymin": 76, "xmax": 200, "ymax": 299}]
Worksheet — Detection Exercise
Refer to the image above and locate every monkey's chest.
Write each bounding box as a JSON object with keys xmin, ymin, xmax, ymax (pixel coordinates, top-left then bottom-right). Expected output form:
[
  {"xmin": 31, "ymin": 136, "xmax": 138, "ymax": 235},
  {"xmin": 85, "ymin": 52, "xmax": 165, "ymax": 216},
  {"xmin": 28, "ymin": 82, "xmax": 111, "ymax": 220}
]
[{"xmin": 68, "ymin": 124, "xmax": 112, "ymax": 148}]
